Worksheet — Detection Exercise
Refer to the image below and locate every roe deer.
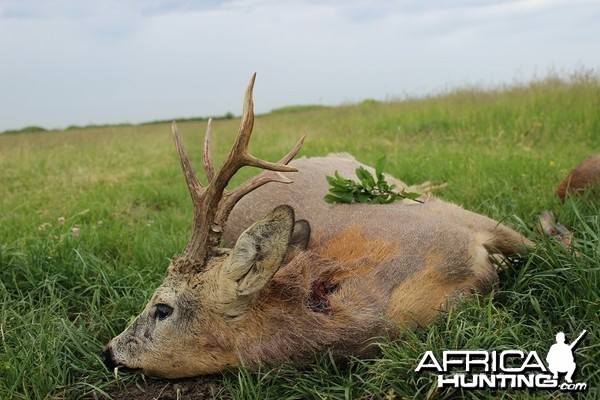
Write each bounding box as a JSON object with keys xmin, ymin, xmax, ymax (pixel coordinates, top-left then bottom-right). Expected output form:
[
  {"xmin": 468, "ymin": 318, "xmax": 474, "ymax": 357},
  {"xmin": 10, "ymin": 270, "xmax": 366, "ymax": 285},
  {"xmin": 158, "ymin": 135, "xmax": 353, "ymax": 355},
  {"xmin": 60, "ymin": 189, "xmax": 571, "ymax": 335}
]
[{"xmin": 103, "ymin": 74, "xmax": 532, "ymax": 378}]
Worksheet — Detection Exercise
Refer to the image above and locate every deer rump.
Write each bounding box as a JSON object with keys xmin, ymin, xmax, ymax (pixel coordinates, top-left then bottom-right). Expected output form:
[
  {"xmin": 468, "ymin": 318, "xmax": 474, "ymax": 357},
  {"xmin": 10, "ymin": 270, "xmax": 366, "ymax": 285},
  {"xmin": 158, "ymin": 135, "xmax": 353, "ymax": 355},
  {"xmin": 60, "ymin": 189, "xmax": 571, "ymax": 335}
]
[{"xmin": 103, "ymin": 75, "xmax": 531, "ymax": 379}]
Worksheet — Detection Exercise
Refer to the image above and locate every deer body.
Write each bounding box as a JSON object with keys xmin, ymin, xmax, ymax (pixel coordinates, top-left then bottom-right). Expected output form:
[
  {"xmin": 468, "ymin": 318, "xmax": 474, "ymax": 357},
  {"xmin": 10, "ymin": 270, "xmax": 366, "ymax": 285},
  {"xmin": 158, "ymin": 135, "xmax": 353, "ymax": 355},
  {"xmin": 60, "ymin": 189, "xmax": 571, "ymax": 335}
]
[
  {"xmin": 103, "ymin": 75, "xmax": 531, "ymax": 379},
  {"xmin": 221, "ymin": 154, "xmax": 527, "ymax": 365},
  {"xmin": 228, "ymin": 207, "xmax": 504, "ymax": 363}
]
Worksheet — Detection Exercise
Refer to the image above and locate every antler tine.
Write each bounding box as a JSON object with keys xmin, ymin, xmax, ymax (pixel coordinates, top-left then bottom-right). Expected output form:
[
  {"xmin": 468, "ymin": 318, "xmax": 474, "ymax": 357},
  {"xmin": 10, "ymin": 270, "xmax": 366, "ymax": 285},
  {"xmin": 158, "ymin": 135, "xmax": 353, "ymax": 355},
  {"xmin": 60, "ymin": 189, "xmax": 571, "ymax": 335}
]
[
  {"xmin": 177, "ymin": 73, "xmax": 305, "ymax": 268},
  {"xmin": 216, "ymin": 134, "xmax": 306, "ymax": 226},
  {"xmin": 172, "ymin": 121, "xmax": 205, "ymax": 205},
  {"xmin": 277, "ymin": 134, "xmax": 306, "ymax": 165},
  {"xmin": 203, "ymin": 118, "xmax": 216, "ymax": 182},
  {"xmin": 231, "ymin": 73, "xmax": 256, "ymax": 153},
  {"xmin": 233, "ymin": 133, "xmax": 306, "ymax": 200},
  {"xmin": 216, "ymin": 171, "xmax": 293, "ymax": 226},
  {"xmin": 207, "ymin": 74, "xmax": 298, "ymax": 197},
  {"xmin": 223, "ymin": 73, "xmax": 297, "ymax": 174}
]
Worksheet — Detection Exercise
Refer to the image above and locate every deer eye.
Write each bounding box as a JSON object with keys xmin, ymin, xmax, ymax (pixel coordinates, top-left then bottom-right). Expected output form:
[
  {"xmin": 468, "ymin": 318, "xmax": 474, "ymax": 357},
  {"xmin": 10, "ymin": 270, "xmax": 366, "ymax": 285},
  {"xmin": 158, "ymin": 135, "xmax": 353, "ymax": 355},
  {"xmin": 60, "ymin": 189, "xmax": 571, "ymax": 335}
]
[{"xmin": 154, "ymin": 304, "xmax": 173, "ymax": 320}]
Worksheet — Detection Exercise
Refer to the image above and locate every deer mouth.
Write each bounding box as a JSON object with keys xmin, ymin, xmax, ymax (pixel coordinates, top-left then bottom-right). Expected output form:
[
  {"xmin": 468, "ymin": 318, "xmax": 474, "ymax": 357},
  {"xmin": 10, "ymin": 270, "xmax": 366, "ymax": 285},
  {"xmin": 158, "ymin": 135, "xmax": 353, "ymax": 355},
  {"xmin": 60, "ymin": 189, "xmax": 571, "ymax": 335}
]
[{"xmin": 101, "ymin": 346, "xmax": 140, "ymax": 373}]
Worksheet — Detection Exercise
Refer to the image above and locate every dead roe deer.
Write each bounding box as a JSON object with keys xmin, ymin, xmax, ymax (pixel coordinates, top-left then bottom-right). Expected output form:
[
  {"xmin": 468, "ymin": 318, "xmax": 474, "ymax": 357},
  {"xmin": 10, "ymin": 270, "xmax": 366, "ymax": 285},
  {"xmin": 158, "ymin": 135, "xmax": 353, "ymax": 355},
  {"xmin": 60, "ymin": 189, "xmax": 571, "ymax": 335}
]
[{"xmin": 103, "ymin": 74, "xmax": 533, "ymax": 378}]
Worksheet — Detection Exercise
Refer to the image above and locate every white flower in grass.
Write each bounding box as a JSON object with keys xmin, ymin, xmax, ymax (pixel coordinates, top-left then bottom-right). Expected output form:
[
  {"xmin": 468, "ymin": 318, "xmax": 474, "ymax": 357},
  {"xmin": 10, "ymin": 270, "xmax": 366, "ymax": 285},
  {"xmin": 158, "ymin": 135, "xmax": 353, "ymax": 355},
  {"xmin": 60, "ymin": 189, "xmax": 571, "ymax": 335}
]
[{"xmin": 38, "ymin": 223, "xmax": 51, "ymax": 234}]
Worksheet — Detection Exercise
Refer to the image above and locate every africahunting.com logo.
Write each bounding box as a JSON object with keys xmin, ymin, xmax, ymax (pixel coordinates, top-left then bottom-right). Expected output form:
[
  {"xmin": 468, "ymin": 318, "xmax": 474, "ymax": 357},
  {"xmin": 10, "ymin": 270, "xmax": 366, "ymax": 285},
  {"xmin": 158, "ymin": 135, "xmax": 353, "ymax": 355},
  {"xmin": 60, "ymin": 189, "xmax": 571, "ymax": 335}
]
[{"xmin": 415, "ymin": 330, "xmax": 588, "ymax": 392}]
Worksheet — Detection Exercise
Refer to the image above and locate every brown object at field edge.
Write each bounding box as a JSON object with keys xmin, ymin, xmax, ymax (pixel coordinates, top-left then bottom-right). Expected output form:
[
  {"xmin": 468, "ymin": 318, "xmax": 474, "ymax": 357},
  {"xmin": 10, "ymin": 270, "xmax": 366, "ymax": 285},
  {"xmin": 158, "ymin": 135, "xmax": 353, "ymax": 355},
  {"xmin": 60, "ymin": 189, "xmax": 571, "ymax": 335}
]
[{"xmin": 556, "ymin": 154, "xmax": 600, "ymax": 201}]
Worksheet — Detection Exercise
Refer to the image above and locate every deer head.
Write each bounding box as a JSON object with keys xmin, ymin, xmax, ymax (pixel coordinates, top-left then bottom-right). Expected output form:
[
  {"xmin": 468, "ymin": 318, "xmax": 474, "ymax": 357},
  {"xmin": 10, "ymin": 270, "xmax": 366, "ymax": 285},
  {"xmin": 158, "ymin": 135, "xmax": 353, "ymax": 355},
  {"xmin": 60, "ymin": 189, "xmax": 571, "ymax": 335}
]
[{"xmin": 102, "ymin": 74, "xmax": 306, "ymax": 378}]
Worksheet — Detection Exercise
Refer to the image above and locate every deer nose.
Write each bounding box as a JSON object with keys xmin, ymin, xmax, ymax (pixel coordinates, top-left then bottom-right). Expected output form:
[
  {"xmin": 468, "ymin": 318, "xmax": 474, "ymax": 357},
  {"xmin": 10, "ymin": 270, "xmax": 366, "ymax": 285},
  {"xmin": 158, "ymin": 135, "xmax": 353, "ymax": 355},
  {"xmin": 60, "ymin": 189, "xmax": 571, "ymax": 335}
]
[{"xmin": 102, "ymin": 345, "xmax": 117, "ymax": 371}]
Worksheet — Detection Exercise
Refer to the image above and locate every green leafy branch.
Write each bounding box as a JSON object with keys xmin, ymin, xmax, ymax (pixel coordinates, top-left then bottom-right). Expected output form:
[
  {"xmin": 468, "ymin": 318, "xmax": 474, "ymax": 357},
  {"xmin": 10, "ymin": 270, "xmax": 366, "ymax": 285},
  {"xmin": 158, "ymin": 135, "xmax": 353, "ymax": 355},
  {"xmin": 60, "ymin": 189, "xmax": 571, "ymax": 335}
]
[{"xmin": 324, "ymin": 156, "xmax": 423, "ymax": 204}]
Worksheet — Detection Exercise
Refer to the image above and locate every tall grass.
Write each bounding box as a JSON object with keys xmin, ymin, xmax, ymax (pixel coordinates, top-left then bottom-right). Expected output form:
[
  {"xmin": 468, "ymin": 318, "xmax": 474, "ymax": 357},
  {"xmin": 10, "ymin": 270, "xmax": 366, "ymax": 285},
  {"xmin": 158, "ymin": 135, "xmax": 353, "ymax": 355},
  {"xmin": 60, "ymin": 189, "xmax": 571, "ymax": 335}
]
[{"xmin": 0, "ymin": 71, "xmax": 598, "ymax": 399}]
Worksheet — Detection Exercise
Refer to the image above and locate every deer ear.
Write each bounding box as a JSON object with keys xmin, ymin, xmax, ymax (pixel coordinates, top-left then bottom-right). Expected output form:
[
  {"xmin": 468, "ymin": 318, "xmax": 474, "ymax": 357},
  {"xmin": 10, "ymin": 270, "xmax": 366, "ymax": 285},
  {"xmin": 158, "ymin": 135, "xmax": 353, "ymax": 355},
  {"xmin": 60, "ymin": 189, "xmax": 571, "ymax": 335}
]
[
  {"xmin": 222, "ymin": 205, "xmax": 295, "ymax": 296},
  {"xmin": 289, "ymin": 220, "xmax": 311, "ymax": 251},
  {"xmin": 282, "ymin": 219, "xmax": 310, "ymax": 263}
]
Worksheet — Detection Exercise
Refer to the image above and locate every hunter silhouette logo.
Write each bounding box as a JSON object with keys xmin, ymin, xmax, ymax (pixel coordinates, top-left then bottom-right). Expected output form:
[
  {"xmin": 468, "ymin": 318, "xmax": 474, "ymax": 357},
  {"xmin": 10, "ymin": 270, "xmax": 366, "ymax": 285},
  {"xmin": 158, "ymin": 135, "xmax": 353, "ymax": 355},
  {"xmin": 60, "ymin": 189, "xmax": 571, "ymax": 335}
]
[
  {"xmin": 415, "ymin": 329, "xmax": 588, "ymax": 392},
  {"xmin": 546, "ymin": 330, "xmax": 587, "ymax": 384}
]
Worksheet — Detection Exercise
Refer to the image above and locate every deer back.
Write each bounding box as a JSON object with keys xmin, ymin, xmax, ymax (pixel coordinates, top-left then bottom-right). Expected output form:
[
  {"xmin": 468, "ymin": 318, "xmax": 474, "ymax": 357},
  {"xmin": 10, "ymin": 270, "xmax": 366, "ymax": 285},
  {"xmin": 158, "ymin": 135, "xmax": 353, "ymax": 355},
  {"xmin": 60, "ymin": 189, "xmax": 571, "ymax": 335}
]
[{"xmin": 226, "ymin": 154, "xmax": 528, "ymax": 263}]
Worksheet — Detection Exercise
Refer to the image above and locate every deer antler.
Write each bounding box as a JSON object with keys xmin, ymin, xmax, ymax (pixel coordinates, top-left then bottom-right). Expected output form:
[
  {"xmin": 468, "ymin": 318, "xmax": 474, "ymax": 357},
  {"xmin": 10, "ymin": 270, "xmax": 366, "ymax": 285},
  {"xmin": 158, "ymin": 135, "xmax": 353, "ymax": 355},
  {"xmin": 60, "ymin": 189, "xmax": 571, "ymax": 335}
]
[{"xmin": 171, "ymin": 74, "xmax": 306, "ymax": 270}]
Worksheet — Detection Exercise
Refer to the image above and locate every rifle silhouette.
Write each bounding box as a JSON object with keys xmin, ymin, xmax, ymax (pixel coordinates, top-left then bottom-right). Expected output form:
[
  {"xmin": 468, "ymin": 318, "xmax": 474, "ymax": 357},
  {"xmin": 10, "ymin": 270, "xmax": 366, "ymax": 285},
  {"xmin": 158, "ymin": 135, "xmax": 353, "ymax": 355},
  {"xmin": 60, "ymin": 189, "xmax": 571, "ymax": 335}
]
[{"xmin": 569, "ymin": 330, "xmax": 587, "ymax": 350}]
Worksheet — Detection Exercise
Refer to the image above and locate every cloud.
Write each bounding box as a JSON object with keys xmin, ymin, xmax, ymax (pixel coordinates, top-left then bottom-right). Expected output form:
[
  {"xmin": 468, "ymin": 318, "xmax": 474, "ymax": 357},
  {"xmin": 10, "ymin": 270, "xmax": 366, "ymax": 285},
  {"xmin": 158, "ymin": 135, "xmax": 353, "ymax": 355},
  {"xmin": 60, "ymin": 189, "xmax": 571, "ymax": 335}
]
[{"xmin": 0, "ymin": 0, "xmax": 599, "ymax": 130}]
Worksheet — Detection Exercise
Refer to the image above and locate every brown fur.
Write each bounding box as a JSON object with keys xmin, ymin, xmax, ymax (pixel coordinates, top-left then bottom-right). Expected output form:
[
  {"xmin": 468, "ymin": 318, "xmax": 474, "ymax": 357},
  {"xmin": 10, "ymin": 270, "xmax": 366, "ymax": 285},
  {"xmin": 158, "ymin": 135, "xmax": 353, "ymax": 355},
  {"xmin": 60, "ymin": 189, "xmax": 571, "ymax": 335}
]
[
  {"xmin": 234, "ymin": 250, "xmax": 390, "ymax": 367},
  {"xmin": 556, "ymin": 154, "xmax": 600, "ymax": 200},
  {"xmin": 318, "ymin": 226, "xmax": 398, "ymax": 270},
  {"xmin": 386, "ymin": 264, "xmax": 474, "ymax": 327}
]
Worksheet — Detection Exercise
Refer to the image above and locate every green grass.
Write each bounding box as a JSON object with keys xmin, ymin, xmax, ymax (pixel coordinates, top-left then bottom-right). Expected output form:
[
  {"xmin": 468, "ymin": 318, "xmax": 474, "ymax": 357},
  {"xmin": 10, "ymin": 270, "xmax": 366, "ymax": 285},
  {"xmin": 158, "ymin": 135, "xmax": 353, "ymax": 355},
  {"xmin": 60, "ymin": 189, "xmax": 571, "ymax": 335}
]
[{"xmin": 1, "ymin": 70, "xmax": 599, "ymax": 399}]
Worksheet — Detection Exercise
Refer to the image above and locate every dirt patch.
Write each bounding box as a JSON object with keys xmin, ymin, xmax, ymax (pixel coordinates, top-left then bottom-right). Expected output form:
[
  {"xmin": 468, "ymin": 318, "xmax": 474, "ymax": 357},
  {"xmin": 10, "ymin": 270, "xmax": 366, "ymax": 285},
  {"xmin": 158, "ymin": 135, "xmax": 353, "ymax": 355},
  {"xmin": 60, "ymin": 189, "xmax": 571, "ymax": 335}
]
[{"xmin": 88, "ymin": 376, "xmax": 227, "ymax": 400}]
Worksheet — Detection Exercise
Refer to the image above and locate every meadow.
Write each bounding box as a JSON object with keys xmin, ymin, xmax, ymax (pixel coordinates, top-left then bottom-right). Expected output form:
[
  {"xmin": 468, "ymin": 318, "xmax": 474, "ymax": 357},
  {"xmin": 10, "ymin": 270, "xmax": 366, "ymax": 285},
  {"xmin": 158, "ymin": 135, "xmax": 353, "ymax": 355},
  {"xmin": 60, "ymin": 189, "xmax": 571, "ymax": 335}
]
[{"xmin": 0, "ymin": 71, "xmax": 598, "ymax": 399}]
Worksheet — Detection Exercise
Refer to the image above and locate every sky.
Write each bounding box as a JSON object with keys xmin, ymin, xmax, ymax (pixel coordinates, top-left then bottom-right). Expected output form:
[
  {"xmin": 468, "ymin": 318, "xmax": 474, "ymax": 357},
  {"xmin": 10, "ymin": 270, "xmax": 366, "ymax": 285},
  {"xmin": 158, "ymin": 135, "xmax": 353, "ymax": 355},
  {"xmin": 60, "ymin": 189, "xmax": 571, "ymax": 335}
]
[{"xmin": 0, "ymin": 0, "xmax": 599, "ymax": 131}]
